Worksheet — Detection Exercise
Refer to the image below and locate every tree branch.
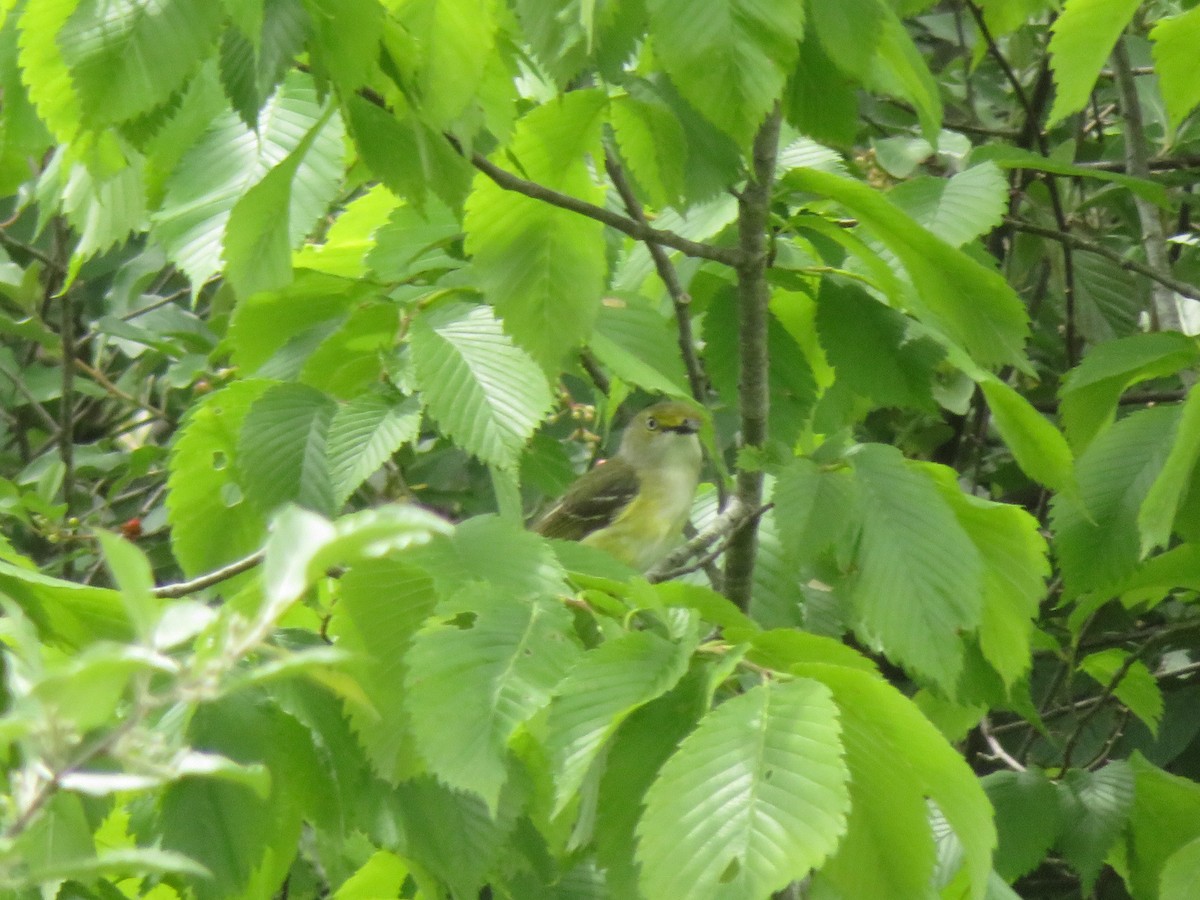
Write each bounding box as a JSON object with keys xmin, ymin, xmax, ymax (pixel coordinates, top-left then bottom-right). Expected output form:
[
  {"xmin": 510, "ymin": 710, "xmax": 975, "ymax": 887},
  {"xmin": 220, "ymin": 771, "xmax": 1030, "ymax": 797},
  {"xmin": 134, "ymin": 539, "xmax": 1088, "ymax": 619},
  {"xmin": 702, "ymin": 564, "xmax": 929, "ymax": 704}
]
[
  {"xmin": 603, "ymin": 150, "xmax": 710, "ymax": 402},
  {"xmin": 722, "ymin": 108, "xmax": 783, "ymax": 610},
  {"xmin": 467, "ymin": 150, "xmax": 744, "ymax": 267},
  {"xmin": 1007, "ymin": 218, "xmax": 1200, "ymax": 303},
  {"xmin": 645, "ymin": 497, "xmax": 768, "ymax": 583},
  {"xmin": 153, "ymin": 550, "xmax": 265, "ymax": 599},
  {"xmin": 1112, "ymin": 36, "xmax": 1183, "ymax": 332}
]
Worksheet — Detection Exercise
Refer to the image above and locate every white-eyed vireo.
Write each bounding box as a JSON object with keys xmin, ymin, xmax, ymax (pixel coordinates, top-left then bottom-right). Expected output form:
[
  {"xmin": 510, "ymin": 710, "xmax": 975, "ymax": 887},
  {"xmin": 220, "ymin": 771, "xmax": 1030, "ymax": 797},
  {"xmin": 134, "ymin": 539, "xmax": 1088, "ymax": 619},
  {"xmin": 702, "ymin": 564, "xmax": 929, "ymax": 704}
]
[{"xmin": 534, "ymin": 401, "xmax": 703, "ymax": 570}]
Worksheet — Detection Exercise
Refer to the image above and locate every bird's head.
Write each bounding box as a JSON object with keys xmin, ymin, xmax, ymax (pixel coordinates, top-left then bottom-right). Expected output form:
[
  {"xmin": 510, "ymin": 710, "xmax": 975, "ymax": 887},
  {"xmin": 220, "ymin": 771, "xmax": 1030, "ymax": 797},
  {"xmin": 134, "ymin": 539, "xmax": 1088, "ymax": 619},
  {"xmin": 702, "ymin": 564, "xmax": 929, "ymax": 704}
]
[{"xmin": 618, "ymin": 401, "xmax": 703, "ymax": 470}]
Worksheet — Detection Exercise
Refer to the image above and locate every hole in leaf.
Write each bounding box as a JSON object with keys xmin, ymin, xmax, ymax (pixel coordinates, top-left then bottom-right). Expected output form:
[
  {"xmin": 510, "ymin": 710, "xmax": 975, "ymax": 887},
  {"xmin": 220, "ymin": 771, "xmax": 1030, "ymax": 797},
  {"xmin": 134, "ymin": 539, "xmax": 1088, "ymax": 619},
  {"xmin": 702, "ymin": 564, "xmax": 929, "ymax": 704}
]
[
  {"xmin": 719, "ymin": 856, "xmax": 741, "ymax": 883},
  {"xmin": 212, "ymin": 451, "xmax": 227, "ymax": 471},
  {"xmin": 220, "ymin": 482, "xmax": 243, "ymax": 508}
]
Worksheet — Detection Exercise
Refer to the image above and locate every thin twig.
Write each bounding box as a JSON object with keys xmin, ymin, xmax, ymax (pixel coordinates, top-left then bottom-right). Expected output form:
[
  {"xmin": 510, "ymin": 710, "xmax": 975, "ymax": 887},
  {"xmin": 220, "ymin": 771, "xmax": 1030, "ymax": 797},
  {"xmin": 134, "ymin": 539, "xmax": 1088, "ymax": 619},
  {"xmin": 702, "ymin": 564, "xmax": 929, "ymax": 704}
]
[
  {"xmin": 73, "ymin": 358, "xmax": 171, "ymax": 422},
  {"xmin": 1007, "ymin": 218, "xmax": 1200, "ymax": 303},
  {"xmin": 0, "ymin": 362, "xmax": 61, "ymax": 434},
  {"xmin": 153, "ymin": 550, "xmax": 265, "ymax": 599},
  {"xmin": 646, "ymin": 497, "xmax": 768, "ymax": 583},
  {"xmin": 1074, "ymin": 155, "xmax": 1200, "ymax": 173},
  {"xmin": 0, "ymin": 228, "xmax": 60, "ymax": 272},
  {"xmin": 979, "ymin": 717, "xmax": 1027, "ymax": 771},
  {"xmin": 1059, "ymin": 638, "xmax": 1154, "ymax": 771},
  {"xmin": 603, "ymin": 150, "xmax": 709, "ymax": 402},
  {"xmin": 466, "ymin": 150, "xmax": 743, "ymax": 267}
]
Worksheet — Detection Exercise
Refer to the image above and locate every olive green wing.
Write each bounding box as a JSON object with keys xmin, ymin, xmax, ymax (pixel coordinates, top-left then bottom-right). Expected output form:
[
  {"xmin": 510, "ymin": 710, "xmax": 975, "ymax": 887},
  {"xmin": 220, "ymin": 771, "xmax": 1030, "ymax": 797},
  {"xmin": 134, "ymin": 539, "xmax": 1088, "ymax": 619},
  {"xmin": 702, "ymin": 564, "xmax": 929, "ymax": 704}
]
[{"xmin": 532, "ymin": 460, "xmax": 641, "ymax": 541}]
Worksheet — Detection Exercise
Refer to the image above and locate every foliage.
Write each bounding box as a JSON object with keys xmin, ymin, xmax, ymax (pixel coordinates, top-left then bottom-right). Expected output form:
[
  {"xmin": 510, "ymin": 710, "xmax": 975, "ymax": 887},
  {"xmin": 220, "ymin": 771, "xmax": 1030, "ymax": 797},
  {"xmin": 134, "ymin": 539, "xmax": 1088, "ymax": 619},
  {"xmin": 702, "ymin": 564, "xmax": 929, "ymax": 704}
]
[{"xmin": 1, "ymin": 1, "xmax": 1200, "ymax": 898}]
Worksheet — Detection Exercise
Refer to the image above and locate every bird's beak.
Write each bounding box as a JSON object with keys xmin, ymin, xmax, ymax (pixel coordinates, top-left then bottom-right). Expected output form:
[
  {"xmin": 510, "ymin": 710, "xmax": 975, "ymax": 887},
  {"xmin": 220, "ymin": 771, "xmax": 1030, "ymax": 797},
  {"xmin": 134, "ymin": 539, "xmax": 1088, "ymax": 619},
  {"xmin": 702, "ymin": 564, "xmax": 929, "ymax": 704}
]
[{"xmin": 667, "ymin": 416, "xmax": 701, "ymax": 435}]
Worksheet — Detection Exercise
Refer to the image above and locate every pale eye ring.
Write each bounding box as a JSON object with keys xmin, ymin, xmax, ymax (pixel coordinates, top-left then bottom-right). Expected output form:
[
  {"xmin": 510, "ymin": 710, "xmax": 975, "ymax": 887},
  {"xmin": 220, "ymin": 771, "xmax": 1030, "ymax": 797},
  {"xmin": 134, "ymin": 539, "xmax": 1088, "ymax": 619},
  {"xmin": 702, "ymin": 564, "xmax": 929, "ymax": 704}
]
[{"xmin": 646, "ymin": 416, "xmax": 659, "ymax": 431}]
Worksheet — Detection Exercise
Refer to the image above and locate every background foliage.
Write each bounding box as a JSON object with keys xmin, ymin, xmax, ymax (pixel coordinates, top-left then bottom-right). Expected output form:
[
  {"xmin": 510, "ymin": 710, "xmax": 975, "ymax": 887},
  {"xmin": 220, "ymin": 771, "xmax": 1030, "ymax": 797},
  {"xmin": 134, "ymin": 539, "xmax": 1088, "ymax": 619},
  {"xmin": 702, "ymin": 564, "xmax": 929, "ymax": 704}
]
[{"xmin": 2, "ymin": 0, "xmax": 1200, "ymax": 897}]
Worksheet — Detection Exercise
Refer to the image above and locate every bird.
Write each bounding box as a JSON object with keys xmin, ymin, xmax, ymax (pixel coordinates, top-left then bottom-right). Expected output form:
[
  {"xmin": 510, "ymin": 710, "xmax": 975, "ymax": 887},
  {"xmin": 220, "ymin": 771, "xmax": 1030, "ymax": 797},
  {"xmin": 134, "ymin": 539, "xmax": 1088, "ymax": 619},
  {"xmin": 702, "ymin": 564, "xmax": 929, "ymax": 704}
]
[{"xmin": 533, "ymin": 400, "xmax": 703, "ymax": 571}]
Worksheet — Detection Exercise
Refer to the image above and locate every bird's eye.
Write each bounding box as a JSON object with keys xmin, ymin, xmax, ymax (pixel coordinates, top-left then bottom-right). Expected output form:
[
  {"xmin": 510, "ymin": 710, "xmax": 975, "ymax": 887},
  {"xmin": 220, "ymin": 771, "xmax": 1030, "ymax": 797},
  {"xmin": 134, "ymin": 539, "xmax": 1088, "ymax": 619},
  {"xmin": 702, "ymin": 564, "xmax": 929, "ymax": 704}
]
[{"xmin": 646, "ymin": 416, "xmax": 659, "ymax": 431}]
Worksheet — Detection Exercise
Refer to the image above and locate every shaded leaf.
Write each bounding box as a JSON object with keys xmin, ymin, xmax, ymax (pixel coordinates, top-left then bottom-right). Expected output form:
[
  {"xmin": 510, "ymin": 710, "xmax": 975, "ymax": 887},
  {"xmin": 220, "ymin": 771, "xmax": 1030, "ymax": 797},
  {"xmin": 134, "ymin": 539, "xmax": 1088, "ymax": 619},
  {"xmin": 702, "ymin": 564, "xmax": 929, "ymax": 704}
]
[
  {"xmin": 848, "ymin": 444, "xmax": 983, "ymax": 693},
  {"xmin": 404, "ymin": 591, "xmax": 582, "ymax": 811},
  {"xmin": 1056, "ymin": 760, "xmax": 1135, "ymax": 892}
]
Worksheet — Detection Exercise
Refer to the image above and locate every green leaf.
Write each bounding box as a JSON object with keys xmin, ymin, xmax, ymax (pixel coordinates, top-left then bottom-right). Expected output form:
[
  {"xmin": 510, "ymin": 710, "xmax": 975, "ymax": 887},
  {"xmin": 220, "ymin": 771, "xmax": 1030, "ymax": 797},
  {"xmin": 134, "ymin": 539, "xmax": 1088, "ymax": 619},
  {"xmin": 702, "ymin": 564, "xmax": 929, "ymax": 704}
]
[
  {"xmin": 866, "ymin": 5, "xmax": 942, "ymax": 142},
  {"xmin": 1123, "ymin": 755, "xmax": 1200, "ymax": 900},
  {"xmin": 848, "ymin": 444, "xmax": 983, "ymax": 693},
  {"xmin": 334, "ymin": 850, "xmax": 410, "ymax": 900},
  {"xmin": 223, "ymin": 102, "xmax": 338, "ymax": 298},
  {"xmin": 302, "ymin": 0, "xmax": 382, "ymax": 91},
  {"xmin": 1047, "ymin": 0, "xmax": 1143, "ymax": 125},
  {"xmin": 609, "ymin": 93, "xmax": 688, "ymax": 208},
  {"xmin": 596, "ymin": 667, "xmax": 710, "ymax": 896},
  {"xmin": 364, "ymin": 197, "xmax": 462, "ymax": 282},
  {"xmin": 636, "ymin": 678, "xmax": 850, "ymax": 899},
  {"xmin": 392, "ymin": 0, "xmax": 497, "ymax": 127},
  {"xmin": 220, "ymin": 0, "xmax": 311, "ymax": 129},
  {"xmin": 921, "ymin": 463, "xmax": 1048, "ymax": 687},
  {"xmin": 154, "ymin": 73, "xmax": 342, "ymax": 287},
  {"xmin": 411, "ymin": 514, "xmax": 568, "ymax": 598},
  {"xmin": 404, "ymin": 590, "xmax": 582, "ymax": 811},
  {"xmin": 14, "ymin": 794, "xmax": 97, "ymax": 887},
  {"xmin": 790, "ymin": 167, "xmax": 1030, "ymax": 371},
  {"xmin": 327, "ymin": 392, "xmax": 421, "ymax": 508},
  {"xmin": 974, "ymin": 144, "xmax": 1169, "ymax": 208},
  {"xmin": 980, "ymin": 377, "xmax": 1076, "ymax": 495},
  {"xmin": 261, "ymin": 505, "xmax": 450, "ymax": 615},
  {"xmin": 771, "ymin": 456, "xmax": 858, "ymax": 567},
  {"xmin": 799, "ymin": 663, "xmax": 996, "ymax": 900},
  {"xmin": 1080, "ymin": 649, "xmax": 1164, "ymax": 734},
  {"xmin": 59, "ymin": 0, "xmax": 225, "ymax": 130},
  {"xmin": 299, "ymin": 301, "xmax": 399, "ymax": 398},
  {"xmin": 95, "ymin": 529, "xmax": 156, "ymax": 639},
  {"xmin": 464, "ymin": 90, "xmax": 609, "ymax": 371},
  {"xmin": 816, "ymin": 279, "xmax": 943, "ymax": 410},
  {"xmin": 1059, "ymin": 331, "xmax": 1198, "ymax": 452},
  {"xmin": 166, "ymin": 380, "xmax": 271, "ymax": 578},
  {"xmin": 1139, "ymin": 385, "xmax": 1200, "ymax": 556},
  {"xmin": 1051, "ymin": 405, "xmax": 1179, "ymax": 598},
  {"xmin": 645, "ymin": 0, "xmax": 803, "ymax": 145},
  {"xmin": 17, "ymin": 0, "xmax": 86, "ymax": 146},
  {"xmin": 1162, "ymin": 837, "xmax": 1200, "ymax": 900},
  {"xmin": 295, "ymin": 184, "xmax": 400, "ymax": 278},
  {"xmin": 784, "ymin": 25, "xmax": 859, "ymax": 147},
  {"xmin": 886, "ymin": 164, "xmax": 1008, "ymax": 248},
  {"xmin": 240, "ymin": 382, "xmax": 338, "ymax": 516},
  {"xmin": 544, "ymin": 630, "xmax": 693, "ymax": 816},
  {"xmin": 1152, "ymin": 7, "xmax": 1200, "ymax": 132},
  {"xmin": 228, "ymin": 271, "xmax": 372, "ymax": 374},
  {"xmin": 60, "ymin": 156, "xmax": 148, "ymax": 272},
  {"xmin": 328, "ymin": 559, "xmax": 439, "ymax": 781},
  {"xmin": 983, "ymin": 769, "xmax": 1063, "ymax": 881},
  {"xmin": 588, "ymin": 299, "xmax": 692, "ymax": 398},
  {"xmin": 409, "ymin": 301, "xmax": 554, "ymax": 472},
  {"xmin": 1073, "ymin": 245, "xmax": 1148, "ymax": 346},
  {"xmin": 27, "ymin": 847, "xmax": 211, "ymax": 883},
  {"xmin": 1056, "ymin": 760, "xmax": 1134, "ymax": 892},
  {"xmin": 392, "ymin": 776, "xmax": 506, "ymax": 898},
  {"xmin": 158, "ymin": 694, "xmax": 318, "ymax": 900}
]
